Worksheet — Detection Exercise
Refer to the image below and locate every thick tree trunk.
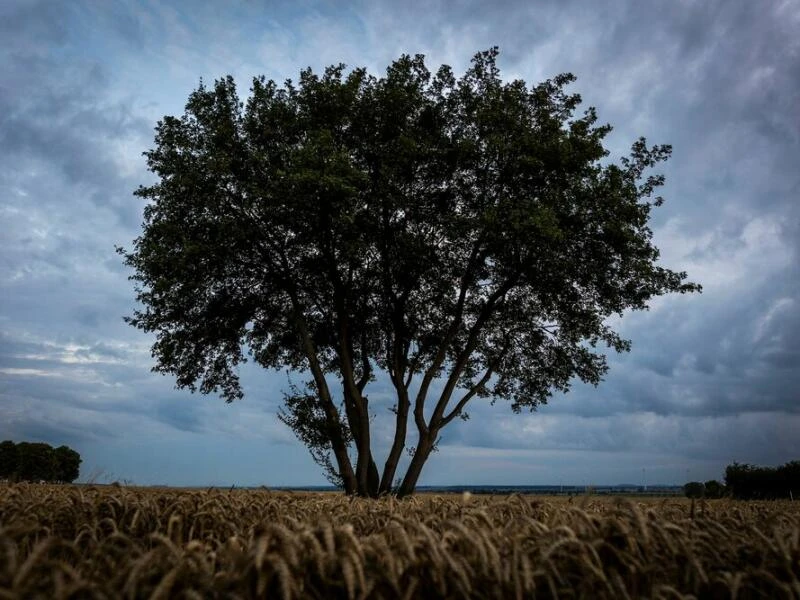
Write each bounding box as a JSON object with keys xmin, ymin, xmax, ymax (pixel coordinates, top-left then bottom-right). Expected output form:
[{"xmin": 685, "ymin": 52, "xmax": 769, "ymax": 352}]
[
  {"xmin": 332, "ymin": 318, "xmax": 380, "ymax": 497},
  {"xmin": 287, "ymin": 304, "xmax": 357, "ymax": 496},
  {"xmin": 368, "ymin": 458, "xmax": 380, "ymax": 496},
  {"xmin": 355, "ymin": 399, "xmax": 373, "ymax": 496},
  {"xmin": 334, "ymin": 441, "xmax": 357, "ymax": 496},
  {"xmin": 351, "ymin": 449, "xmax": 380, "ymax": 497},
  {"xmin": 355, "ymin": 444, "xmax": 381, "ymax": 497},
  {"xmin": 343, "ymin": 388, "xmax": 380, "ymax": 497},
  {"xmin": 356, "ymin": 456, "xmax": 379, "ymax": 497},
  {"xmin": 379, "ymin": 389, "xmax": 410, "ymax": 495},
  {"xmin": 395, "ymin": 433, "xmax": 435, "ymax": 498}
]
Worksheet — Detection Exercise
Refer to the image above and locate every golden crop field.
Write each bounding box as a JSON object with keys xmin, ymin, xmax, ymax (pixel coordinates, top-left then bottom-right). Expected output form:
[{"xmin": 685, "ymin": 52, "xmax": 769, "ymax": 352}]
[{"xmin": 1, "ymin": 484, "xmax": 798, "ymax": 599}]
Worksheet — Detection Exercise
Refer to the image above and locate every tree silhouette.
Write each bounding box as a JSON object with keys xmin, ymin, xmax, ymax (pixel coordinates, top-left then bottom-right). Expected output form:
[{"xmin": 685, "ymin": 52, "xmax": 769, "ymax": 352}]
[
  {"xmin": 120, "ymin": 48, "xmax": 700, "ymax": 496},
  {"xmin": 0, "ymin": 441, "xmax": 81, "ymax": 483}
]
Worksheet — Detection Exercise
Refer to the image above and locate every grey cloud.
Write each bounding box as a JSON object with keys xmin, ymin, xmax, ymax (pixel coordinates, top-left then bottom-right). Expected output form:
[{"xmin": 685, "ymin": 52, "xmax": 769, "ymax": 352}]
[
  {"xmin": 0, "ymin": 4, "xmax": 152, "ymax": 236},
  {"xmin": 5, "ymin": 417, "xmax": 105, "ymax": 451},
  {"xmin": 0, "ymin": 1, "xmax": 68, "ymax": 48},
  {"xmin": 0, "ymin": 392, "xmax": 120, "ymax": 448},
  {"xmin": 441, "ymin": 409, "xmax": 800, "ymax": 466},
  {"xmin": 0, "ymin": 327, "xmax": 292, "ymax": 446},
  {"xmin": 154, "ymin": 398, "xmax": 208, "ymax": 434},
  {"xmin": 1, "ymin": 362, "xmax": 202, "ymax": 446},
  {"xmin": 74, "ymin": 342, "xmax": 131, "ymax": 362},
  {"xmin": 0, "ymin": 275, "xmax": 135, "ymax": 342},
  {"xmin": 73, "ymin": 306, "xmax": 106, "ymax": 329}
]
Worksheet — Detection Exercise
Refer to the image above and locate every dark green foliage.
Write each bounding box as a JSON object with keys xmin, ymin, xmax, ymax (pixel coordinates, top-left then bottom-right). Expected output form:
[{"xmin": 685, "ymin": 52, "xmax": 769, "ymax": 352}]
[
  {"xmin": 683, "ymin": 481, "xmax": 705, "ymax": 499},
  {"xmin": 703, "ymin": 480, "xmax": 726, "ymax": 499},
  {"xmin": 54, "ymin": 445, "xmax": 82, "ymax": 483},
  {"xmin": 0, "ymin": 440, "xmax": 81, "ymax": 483},
  {"xmin": 0, "ymin": 441, "xmax": 16, "ymax": 479},
  {"xmin": 16, "ymin": 442, "xmax": 56, "ymax": 482},
  {"xmin": 120, "ymin": 48, "xmax": 700, "ymax": 497},
  {"xmin": 725, "ymin": 461, "xmax": 800, "ymax": 500}
]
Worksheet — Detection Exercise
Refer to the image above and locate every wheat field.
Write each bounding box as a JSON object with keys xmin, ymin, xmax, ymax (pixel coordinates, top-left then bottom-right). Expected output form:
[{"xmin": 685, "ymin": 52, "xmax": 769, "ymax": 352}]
[{"xmin": 0, "ymin": 483, "xmax": 798, "ymax": 599}]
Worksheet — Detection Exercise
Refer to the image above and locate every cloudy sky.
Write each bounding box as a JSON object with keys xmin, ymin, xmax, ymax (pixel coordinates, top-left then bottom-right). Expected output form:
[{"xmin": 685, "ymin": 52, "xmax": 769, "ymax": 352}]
[{"xmin": 2, "ymin": 0, "xmax": 798, "ymax": 488}]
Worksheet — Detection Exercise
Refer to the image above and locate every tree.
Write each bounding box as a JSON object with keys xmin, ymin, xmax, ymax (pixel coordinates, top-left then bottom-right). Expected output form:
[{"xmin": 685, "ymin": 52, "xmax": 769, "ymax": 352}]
[
  {"xmin": 0, "ymin": 440, "xmax": 17, "ymax": 479},
  {"xmin": 15, "ymin": 442, "xmax": 56, "ymax": 482},
  {"xmin": 54, "ymin": 445, "xmax": 82, "ymax": 483},
  {"xmin": 726, "ymin": 460, "xmax": 800, "ymax": 499},
  {"xmin": 683, "ymin": 481, "xmax": 705, "ymax": 499},
  {"xmin": 777, "ymin": 461, "xmax": 800, "ymax": 499},
  {"xmin": 0, "ymin": 441, "xmax": 82, "ymax": 483},
  {"xmin": 120, "ymin": 48, "xmax": 700, "ymax": 497},
  {"xmin": 703, "ymin": 479, "xmax": 725, "ymax": 499}
]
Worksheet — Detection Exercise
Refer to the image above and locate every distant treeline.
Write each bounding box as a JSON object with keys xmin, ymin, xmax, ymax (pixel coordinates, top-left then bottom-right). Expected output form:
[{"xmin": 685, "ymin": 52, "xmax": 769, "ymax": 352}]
[
  {"xmin": 684, "ymin": 461, "xmax": 800, "ymax": 500},
  {"xmin": 0, "ymin": 440, "xmax": 81, "ymax": 483},
  {"xmin": 725, "ymin": 461, "xmax": 800, "ymax": 500}
]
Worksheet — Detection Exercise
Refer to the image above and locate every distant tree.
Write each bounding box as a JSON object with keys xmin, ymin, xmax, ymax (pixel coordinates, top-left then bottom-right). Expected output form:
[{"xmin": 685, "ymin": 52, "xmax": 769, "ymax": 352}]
[
  {"xmin": 16, "ymin": 442, "xmax": 56, "ymax": 482},
  {"xmin": 0, "ymin": 441, "xmax": 82, "ymax": 483},
  {"xmin": 0, "ymin": 440, "xmax": 17, "ymax": 479},
  {"xmin": 683, "ymin": 481, "xmax": 705, "ymax": 499},
  {"xmin": 725, "ymin": 460, "xmax": 799, "ymax": 499},
  {"xmin": 777, "ymin": 461, "xmax": 800, "ymax": 499},
  {"xmin": 120, "ymin": 48, "xmax": 701, "ymax": 497},
  {"xmin": 54, "ymin": 445, "xmax": 82, "ymax": 483},
  {"xmin": 725, "ymin": 462, "xmax": 749, "ymax": 498},
  {"xmin": 703, "ymin": 479, "xmax": 725, "ymax": 499}
]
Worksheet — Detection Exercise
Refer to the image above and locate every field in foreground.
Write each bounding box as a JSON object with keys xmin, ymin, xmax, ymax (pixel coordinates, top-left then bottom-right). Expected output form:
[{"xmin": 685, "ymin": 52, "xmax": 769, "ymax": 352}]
[{"xmin": 1, "ymin": 484, "xmax": 798, "ymax": 599}]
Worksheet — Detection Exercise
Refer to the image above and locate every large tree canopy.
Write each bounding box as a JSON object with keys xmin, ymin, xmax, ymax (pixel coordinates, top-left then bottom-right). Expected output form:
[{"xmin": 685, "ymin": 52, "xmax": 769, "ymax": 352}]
[{"xmin": 120, "ymin": 48, "xmax": 700, "ymax": 497}]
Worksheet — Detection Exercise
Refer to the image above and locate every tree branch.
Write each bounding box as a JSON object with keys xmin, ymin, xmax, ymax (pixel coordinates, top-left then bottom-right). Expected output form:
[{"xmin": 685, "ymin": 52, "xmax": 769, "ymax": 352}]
[
  {"xmin": 439, "ymin": 363, "xmax": 495, "ymax": 428},
  {"xmin": 282, "ymin": 279, "xmax": 356, "ymax": 493},
  {"xmin": 356, "ymin": 325, "xmax": 371, "ymax": 393},
  {"xmin": 429, "ymin": 277, "xmax": 517, "ymax": 427},
  {"xmin": 412, "ymin": 234, "xmax": 486, "ymax": 434},
  {"xmin": 404, "ymin": 350, "xmax": 421, "ymax": 390}
]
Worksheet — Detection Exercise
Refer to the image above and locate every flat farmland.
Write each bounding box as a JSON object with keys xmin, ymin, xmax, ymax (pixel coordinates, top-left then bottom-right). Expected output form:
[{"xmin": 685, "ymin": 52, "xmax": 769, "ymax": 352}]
[{"xmin": 1, "ymin": 484, "xmax": 798, "ymax": 598}]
